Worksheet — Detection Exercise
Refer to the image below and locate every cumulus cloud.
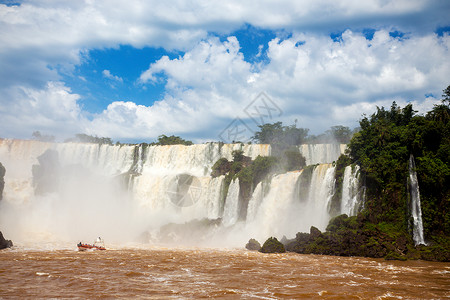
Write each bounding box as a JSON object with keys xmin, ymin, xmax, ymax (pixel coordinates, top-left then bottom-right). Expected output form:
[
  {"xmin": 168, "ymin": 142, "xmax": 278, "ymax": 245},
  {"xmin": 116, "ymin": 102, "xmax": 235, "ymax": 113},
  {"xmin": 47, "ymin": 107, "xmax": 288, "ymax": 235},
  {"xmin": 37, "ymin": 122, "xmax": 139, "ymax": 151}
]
[
  {"xmin": 1, "ymin": 0, "xmax": 448, "ymax": 89},
  {"xmin": 0, "ymin": 0, "xmax": 449, "ymax": 141},
  {"xmin": 133, "ymin": 31, "xmax": 449, "ymax": 137},
  {"xmin": 0, "ymin": 82, "xmax": 86, "ymax": 139}
]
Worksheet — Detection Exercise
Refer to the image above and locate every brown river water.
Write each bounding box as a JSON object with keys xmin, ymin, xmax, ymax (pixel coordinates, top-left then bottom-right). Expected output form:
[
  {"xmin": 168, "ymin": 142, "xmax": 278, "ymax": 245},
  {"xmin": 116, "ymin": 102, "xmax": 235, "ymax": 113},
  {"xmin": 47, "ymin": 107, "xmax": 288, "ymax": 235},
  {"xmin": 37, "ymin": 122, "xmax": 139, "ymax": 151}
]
[{"xmin": 0, "ymin": 246, "xmax": 449, "ymax": 299}]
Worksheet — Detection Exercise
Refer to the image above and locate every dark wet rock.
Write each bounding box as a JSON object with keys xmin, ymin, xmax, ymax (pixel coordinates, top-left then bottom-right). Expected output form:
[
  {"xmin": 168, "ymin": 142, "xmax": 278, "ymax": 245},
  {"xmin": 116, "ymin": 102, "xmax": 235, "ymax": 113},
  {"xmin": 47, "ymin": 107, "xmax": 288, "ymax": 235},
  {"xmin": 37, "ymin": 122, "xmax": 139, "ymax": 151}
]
[
  {"xmin": 245, "ymin": 238, "xmax": 261, "ymax": 251},
  {"xmin": 259, "ymin": 237, "xmax": 285, "ymax": 253},
  {"xmin": 385, "ymin": 251, "xmax": 407, "ymax": 261},
  {"xmin": 32, "ymin": 149, "xmax": 61, "ymax": 195},
  {"xmin": 309, "ymin": 226, "xmax": 322, "ymax": 240},
  {"xmin": 159, "ymin": 218, "xmax": 222, "ymax": 244},
  {"xmin": 0, "ymin": 231, "xmax": 12, "ymax": 249},
  {"xmin": 281, "ymin": 213, "xmax": 450, "ymax": 262},
  {"xmin": 0, "ymin": 162, "xmax": 5, "ymax": 201}
]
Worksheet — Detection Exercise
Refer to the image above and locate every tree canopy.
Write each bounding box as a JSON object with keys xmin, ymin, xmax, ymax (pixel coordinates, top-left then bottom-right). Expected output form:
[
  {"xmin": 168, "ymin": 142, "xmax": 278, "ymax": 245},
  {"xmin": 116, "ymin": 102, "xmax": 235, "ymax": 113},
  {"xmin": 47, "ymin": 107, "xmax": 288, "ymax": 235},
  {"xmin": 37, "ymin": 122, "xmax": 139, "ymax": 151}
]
[
  {"xmin": 65, "ymin": 133, "xmax": 113, "ymax": 145},
  {"xmin": 154, "ymin": 135, "xmax": 193, "ymax": 146},
  {"xmin": 252, "ymin": 122, "xmax": 353, "ymax": 146},
  {"xmin": 32, "ymin": 131, "xmax": 55, "ymax": 142},
  {"xmin": 347, "ymin": 98, "xmax": 449, "ymax": 240}
]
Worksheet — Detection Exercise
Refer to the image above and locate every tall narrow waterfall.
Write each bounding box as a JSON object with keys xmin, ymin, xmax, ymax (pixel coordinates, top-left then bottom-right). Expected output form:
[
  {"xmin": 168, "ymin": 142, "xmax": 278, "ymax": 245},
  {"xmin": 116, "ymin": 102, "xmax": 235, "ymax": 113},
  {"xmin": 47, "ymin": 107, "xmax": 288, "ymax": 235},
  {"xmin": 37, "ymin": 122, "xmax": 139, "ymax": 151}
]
[
  {"xmin": 341, "ymin": 165, "xmax": 362, "ymax": 216},
  {"xmin": 408, "ymin": 155, "xmax": 426, "ymax": 245},
  {"xmin": 222, "ymin": 178, "xmax": 240, "ymax": 227}
]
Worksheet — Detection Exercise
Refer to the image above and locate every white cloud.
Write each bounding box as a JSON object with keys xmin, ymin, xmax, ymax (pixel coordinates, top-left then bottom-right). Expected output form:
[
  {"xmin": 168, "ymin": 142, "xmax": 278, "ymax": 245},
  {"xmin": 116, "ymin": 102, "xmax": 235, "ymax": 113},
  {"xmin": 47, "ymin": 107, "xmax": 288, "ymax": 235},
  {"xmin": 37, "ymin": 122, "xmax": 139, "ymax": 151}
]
[
  {"xmin": 1, "ymin": 0, "xmax": 448, "ymax": 90},
  {"xmin": 134, "ymin": 31, "xmax": 450, "ymax": 137},
  {"xmin": 2, "ymin": 30, "xmax": 448, "ymax": 141},
  {"xmin": 0, "ymin": 82, "xmax": 87, "ymax": 139},
  {"xmin": 0, "ymin": 1, "xmax": 449, "ymax": 141},
  {"xmin": 102, "ymin": 70, "xmax": 123, "ymax": 83}
]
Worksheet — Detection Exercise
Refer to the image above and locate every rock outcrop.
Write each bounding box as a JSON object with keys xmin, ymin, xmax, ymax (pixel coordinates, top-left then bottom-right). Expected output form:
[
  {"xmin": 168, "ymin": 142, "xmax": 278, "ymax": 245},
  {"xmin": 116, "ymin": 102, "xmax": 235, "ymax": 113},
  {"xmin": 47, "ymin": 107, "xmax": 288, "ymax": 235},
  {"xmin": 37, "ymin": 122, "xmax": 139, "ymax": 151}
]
[
  {"xmin": 283, "ymin": 214, "xmax": 450, "ymax": 262},
  {"xmin": 0, "ymin": 231, "xmax": 13, "ymax": 249},
  {"xmin": 0, "ymin": 162, "xmax": 5, "ymax": 201},
  {"xmin": 31, "ymin": 149, "xmax": 61, "ymax": 195},
  {"xmin": 259, "ymin": 237, "xmax": 285, "ymax": 253},
  {"xmin": 245, "ymin": 238, "xmax": 261, "ymax": 251}
]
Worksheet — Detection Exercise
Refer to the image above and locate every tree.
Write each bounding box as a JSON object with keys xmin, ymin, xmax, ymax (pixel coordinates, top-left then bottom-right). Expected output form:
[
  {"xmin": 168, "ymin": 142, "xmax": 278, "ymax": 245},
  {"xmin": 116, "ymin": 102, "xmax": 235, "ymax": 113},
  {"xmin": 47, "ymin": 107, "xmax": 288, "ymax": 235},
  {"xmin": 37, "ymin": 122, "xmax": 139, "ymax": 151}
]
[
  {"xmin": 327, "ymin": 125, "xmax": 352, "ymax": 143},
  {"xmin": 442, "ymin": 85, "xmax": 450, "ymax": 105},
  {"xmin": 155, "ymin": 135, "xmax": 193, "ymax": 146},
  {"xmin": 252, "ymin": 122, "xmax": 284, "ymax": 144},
  {"xmin": 252, "ymin": 121, "xmax": 309, "ymax": 156},
  {"xmin": 32, "ymin": 131, "xmax": 55, "ymax": 142},
  {"xmin": 348, "ymin": 99, "xmax": 449, "ymax": 240},
  {"xmin": 232, "ymin": 150, "xmax": 244, "ymax": 162},
  {"xmin": 282, "ymin": 147, "xmax": 306, "ymax": 171},
  {"xmin": 64, "ymin": 134, "xmax": 112, "ymax": 145}
]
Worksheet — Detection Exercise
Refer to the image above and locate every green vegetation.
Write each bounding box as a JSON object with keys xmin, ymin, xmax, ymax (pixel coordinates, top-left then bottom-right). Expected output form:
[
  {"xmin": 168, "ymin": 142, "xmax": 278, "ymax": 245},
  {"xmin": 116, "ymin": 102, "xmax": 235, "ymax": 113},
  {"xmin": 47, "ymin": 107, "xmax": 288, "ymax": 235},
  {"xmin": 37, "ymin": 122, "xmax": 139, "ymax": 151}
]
[
  {"xmin": 252, "ymin": 121, "xmax": 354, "ymax": 147},
  {"xmin": 347, "ymin": 98, "xmax": 449, "ymax": 240},
  {"xmin": 306, "ymin": 125, "xmax": 355, "ymax": 144},
  {"xmin": 211, "ymin": 150, "xmax": 279, "ymax": 219},
  {"xmin": 65, "ymin": 133, "xmax": 113, "ymax": 145},
  {"xmin": 32, "ymin": 131, "xmax": 55, "ymax": 142},
  {"xmin": 153, "ymin": 134, "xmax": 193, "ymax": 146},
  {"xmin": 62, "ymin": 133, "xmax": 193, "ymax": 147},
  {"xmin": 245, "ymin": 238, "xmax": 262, "ymax": 251},
  {"xmin": 284, "ymin": 84, "xmax": 450, "ymax": 261},
  {"xmin": 281, "ymin": 147, "xmax": 306, "ymax": 171},
  {"xmin": 260, "ymin": 237, "xmax": 285, "ymax": 253},
  {"xmin": 252, "ymin": 122, "xmax": 309, "ymax": 153}
]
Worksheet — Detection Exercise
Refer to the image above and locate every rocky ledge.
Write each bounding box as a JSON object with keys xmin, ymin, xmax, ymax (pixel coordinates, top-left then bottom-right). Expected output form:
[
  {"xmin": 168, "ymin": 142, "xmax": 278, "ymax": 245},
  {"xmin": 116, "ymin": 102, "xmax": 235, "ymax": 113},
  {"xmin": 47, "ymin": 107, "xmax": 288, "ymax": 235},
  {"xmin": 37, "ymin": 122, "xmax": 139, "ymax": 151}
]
[
  {"xmin": 0, "ymin": 231, "xmax": 13, "ymax": 250},
  {"xmin": 248, "ymin": 214, "xmax": 449, "ymax": 261}
]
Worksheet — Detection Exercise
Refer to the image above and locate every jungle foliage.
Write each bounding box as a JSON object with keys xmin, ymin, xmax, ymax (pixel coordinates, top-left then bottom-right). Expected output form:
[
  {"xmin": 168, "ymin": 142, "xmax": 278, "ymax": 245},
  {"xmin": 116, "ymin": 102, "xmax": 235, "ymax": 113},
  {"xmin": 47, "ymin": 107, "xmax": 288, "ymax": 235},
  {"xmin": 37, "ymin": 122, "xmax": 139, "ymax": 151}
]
[
  {"xmin": 152, "ymin": 134, "xmax": 193, "ymax": 146},
  {"xmin": 252, "ymin": 122, "xmax": 354, "ymax": 148},
  {"xmin": 347, "ymin": 98, "xmax": 450, "ymax": 240},
  {"xmin": 65, "ymin": 133, "xmax": 113, "ymax": 145},
  {"xmin": 285, "ymin": 85, "xmax": 450, "ymax": 261}
]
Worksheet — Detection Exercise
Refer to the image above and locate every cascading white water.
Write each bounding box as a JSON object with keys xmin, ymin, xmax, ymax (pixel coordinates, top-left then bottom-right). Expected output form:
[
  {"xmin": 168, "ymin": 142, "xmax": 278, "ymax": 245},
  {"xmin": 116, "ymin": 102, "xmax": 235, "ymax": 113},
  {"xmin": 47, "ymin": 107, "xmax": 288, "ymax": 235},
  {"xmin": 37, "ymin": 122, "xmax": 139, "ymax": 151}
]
[
  {"xmin": 408, "ymin": 155, "xmax": 426, "ymax": 245},
  {"xmin": 222, "ymin": 178, "xmax": 240, "ymax": 227},
  {"xmin": 0, "ymin": 138, "xmax": 345, "ymax": 247},
  {"xmin": 341, "ymin": 165, "xmax": 361, "ymax": 216},
  {"xmin": 305, "ymin": 164, "xmax": 336, "ymax": 230},
  {"xmin": 243, "ymin": 165, "xmax": 336, "ymax": 243},
  {"xmin": 245, "ymin": 172, "xmax": 301, "ymax": 241},
  {"xmin": 246, "ymin": 180, "xmax": 266, "ymax": 223},
  {"xmin": 298, "ymin": 144, "xmax": 346, "ymax": 165}
]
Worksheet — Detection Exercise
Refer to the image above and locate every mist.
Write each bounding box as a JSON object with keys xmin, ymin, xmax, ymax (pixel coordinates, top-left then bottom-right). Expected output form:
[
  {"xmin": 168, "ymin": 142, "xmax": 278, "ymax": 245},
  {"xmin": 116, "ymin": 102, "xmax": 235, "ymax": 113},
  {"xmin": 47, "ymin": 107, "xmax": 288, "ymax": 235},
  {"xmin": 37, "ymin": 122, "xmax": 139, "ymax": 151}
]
[{"xmin": 0, "ymin": 139, "xmax": 359, "ymax": 250}]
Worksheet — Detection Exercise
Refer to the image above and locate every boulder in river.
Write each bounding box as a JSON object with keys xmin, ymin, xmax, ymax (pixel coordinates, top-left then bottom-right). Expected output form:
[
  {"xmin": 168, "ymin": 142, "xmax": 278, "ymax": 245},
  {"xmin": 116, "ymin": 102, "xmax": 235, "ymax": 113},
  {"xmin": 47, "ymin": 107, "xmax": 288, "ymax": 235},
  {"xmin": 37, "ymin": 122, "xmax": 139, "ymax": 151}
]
[
  {"xmin": 245, "ymin": 238, "xmax": 261, "ymax": 251},
  {"xmin": 0, "ymin": 231, "xmax": 13, "ymax": 249},
  {"xmin": 259, "ymin": 237, "xmax": 285, "ymax": 253}
]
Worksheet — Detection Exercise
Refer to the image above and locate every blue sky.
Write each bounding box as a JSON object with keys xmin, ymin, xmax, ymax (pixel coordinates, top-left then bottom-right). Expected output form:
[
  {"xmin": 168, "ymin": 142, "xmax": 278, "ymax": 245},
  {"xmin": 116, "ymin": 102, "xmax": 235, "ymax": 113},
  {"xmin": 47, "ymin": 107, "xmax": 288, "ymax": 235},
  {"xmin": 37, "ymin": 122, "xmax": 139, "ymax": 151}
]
[{"xmin": 0, "ymin": 0, "xmax": 449, "ymax": 143}]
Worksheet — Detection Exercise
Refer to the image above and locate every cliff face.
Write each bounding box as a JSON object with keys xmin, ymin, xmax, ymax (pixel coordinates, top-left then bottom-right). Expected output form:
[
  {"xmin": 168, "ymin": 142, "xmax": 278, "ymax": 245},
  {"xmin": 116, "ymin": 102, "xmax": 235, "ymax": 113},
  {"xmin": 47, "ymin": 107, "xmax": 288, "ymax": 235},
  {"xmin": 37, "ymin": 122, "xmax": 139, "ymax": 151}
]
[
  {"xmin": 0, "ymin": 231, "xmax": 12, "ymax": 249},
  {"xmin": 0, "ymin": 163, "xmax": 12, "ymax": 249},
  {"xmin": 0, "ymin": 162, "xmax": 5, "ymax": 201}
]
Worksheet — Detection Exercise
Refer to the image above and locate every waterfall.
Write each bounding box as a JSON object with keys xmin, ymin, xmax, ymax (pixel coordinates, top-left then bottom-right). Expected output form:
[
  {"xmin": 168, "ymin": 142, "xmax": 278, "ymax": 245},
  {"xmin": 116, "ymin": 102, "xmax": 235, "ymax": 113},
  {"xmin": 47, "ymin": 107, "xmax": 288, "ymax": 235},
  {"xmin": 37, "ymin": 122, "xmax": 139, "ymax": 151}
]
[
  {"xmin": 244, "ymin": 165, "xmax": 336, "ymax": 242},
  {"xmin": 245, "ymin": 172, "xmax": 301, "ymax": 240},
  {"xmin": 0, "ymin": 139, "xmax": 344, "ymax": 247},
  {"xmin": 341, "ymin": 165, "xmax": 361, "ymax": 216},
  {"xmin": 305, "ymin": 164, "xmax": 336, "ymax": 230},
  {"xmin": 246, "ymin": 181, "xmax": 266, "ymax": 223},
  {"xmin": 298, "ymin": 144, "xmax": 347, "ymax": 165},
  {"xmin": 408, "ymin": 155, "xmax": 426, "ymax": 245},
  {"xmin": 222, "ymin": 178, "xmax": 240, "ymax": 227}
]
